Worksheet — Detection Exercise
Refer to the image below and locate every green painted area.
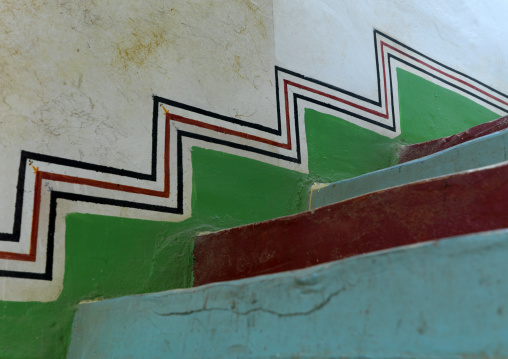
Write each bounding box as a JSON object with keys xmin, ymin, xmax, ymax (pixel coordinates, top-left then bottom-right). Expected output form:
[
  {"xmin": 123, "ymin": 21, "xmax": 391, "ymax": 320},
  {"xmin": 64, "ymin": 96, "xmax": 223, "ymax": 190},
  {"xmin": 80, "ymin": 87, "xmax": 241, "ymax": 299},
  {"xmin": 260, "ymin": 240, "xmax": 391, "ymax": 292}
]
[
  {"xmin": 190, "ymin": 149, "xmax": 308, "ymax": 226},
  {"xmin": 0, "ymin": 69, "xmax": 502, "ymax": 358},
  {"xmin": 306, "ymin": 111, "xmax": 396, "ymax": 182},
  {"xmin": 397, "ymin": 68, "xmax": 500, "ymax": 143},
  {"xmin": 0, "ymin": 216, "xmax": 194, "ymax": 358}
]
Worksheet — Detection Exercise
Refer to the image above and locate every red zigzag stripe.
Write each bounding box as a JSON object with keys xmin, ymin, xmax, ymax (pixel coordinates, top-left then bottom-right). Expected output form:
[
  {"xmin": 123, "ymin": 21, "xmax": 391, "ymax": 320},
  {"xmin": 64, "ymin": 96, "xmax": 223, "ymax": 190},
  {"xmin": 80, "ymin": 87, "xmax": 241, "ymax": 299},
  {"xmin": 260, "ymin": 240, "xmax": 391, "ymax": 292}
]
[{"xmin": 2, "ymin": 40, "xmax": 507, "ymax": 263}]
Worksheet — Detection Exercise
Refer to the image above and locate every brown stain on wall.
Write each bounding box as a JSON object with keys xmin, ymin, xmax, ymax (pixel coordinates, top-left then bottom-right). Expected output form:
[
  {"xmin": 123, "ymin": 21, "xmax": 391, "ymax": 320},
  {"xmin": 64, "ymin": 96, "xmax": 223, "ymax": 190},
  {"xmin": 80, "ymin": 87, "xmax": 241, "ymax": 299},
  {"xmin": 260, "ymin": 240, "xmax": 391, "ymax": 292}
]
[
  {"xmin": 115, "ymin": 21, "xmax": 167, "ymax": 70},
  {"xmin": 1, "ymin": 0, "xmax": 275, "ymax": 193},
  {"xmin": 111, "ymin": 0, "xmax": 271, "ymax": 79},
  {"xmin": 244, "ymin": 0, "xmax": 267, "ymax": 39}
]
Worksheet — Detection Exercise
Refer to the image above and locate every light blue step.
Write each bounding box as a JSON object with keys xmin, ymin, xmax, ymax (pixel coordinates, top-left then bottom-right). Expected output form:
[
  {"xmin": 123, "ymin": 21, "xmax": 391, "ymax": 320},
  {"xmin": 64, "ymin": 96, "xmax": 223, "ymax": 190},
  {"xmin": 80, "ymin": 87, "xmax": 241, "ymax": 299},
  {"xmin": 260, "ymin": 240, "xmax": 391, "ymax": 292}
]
[
  {"xmin": 310, "ymin": 128, "xmax": 508, "ymax": 209},
  {"xmin": 68, "ymin": 230, "xmax": 508, "ymax": 358}
]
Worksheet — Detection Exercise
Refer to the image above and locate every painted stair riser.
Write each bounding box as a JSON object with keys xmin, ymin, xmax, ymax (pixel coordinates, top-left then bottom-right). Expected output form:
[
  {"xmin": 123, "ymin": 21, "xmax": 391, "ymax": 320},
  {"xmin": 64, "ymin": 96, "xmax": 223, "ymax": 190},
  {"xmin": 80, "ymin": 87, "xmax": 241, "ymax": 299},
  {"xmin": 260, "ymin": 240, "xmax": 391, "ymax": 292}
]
[
  {"xmin": 398, "ymin": 115, "xmax": 508, "ymax": 163},
  {"xmin": 194, "ymin": 161, "xmax": 508, "ymax": 286},
  {"xmin": 310, "ymin": 126, "xmax": 508, "ymax": 209},
  {"xmin": 69, "ymin": 230, "xmax": 508, "ymax": 358}
]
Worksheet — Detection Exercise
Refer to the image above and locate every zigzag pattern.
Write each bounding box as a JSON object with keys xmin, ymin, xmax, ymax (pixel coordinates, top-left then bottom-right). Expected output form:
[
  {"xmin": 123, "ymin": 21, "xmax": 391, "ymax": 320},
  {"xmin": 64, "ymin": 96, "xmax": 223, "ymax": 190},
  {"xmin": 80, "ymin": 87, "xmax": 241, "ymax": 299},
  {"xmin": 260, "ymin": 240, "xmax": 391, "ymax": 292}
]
[{"xmin": 2, "ymin": 30, "xmax": 508, "ymax": 302}]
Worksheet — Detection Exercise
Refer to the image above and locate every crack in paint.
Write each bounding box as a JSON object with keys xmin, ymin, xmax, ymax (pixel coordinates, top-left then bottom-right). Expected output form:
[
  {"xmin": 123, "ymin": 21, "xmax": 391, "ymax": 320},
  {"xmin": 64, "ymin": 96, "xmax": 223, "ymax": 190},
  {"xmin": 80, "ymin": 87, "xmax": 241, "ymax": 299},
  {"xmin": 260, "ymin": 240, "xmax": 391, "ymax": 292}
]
[{"xmin": 152, "ymin": 286, "xmax": 345, "ymax": 318}]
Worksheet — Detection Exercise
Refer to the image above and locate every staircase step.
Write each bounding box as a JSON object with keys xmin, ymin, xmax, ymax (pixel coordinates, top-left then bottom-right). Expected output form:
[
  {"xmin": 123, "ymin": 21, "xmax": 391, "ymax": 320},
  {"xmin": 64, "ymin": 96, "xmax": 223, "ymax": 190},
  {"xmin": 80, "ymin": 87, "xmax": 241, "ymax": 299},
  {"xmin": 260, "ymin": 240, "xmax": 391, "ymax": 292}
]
[
  {"xmin": 398, "ymin": 115, "xmax": 508, "ymax": 164},
  {"xmin": 194, "ymin": 161, "xmax": 508, "ymax": 286},
  {"xmin": 310, "ymin": 124, "xmax": 508, "ymax": 209},
  {"xmin": 68, "ymin": 230, "xmax": 508, "ymax": 358}
]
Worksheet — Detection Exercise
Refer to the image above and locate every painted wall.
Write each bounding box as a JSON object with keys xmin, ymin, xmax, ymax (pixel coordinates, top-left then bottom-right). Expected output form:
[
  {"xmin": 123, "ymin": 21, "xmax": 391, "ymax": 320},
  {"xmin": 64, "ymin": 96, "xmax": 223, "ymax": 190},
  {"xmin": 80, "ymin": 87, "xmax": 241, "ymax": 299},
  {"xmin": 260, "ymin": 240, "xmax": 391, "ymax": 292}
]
[{"xmin": 1, "ymin": 1, "xmax": 507, "ymax": 357}]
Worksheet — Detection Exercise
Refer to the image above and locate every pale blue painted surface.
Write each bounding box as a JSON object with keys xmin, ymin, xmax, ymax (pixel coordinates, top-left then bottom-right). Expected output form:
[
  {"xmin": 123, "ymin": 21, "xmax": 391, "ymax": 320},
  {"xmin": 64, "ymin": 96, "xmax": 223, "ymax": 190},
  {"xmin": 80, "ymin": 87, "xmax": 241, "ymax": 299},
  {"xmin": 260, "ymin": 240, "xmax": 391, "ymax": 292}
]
[
  {"xmin": 310, "ymin": 128, "xmax": 508, "ymax": 209},
  {"xmin": 69, "ymin": 230, "xmax": 508, "ymax": 358}
]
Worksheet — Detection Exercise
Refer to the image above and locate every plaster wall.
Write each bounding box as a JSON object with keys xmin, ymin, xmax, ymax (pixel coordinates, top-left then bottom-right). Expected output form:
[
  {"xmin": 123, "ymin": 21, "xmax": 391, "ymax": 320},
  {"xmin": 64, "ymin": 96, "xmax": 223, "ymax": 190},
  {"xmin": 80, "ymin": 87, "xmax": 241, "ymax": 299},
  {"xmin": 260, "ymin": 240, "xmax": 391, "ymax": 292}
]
[
  {"xmin": 275, "ymin": 0, "xmax": 508, "ymax": 100},
  {"xmin": 1, "ymin": 1, "xmax": 508, "ymax": 357},
  {"xmin": 1, "ymin": 0, "xmax": 276, "ymax": 233}
]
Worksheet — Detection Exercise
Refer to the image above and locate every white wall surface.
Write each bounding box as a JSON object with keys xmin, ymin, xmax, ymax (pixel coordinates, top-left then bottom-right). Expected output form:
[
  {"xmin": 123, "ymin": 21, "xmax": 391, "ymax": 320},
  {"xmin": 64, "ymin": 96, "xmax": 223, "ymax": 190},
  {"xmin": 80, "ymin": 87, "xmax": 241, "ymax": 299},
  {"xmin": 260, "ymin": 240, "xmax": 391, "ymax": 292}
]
[
  {"xmin": 274, "ymin": 0, "xmax": 508, "ymax": 101},
  {"xmin": 2, "ymin": 1, "xmax": 508, "ymax": 301},
  {"xmin": 3, "ymin": 0, "xmax": 508, "ymax": 233},
  {"xmin": 0, "ymin": 0, "xmax": 276, "ymax": 233}
]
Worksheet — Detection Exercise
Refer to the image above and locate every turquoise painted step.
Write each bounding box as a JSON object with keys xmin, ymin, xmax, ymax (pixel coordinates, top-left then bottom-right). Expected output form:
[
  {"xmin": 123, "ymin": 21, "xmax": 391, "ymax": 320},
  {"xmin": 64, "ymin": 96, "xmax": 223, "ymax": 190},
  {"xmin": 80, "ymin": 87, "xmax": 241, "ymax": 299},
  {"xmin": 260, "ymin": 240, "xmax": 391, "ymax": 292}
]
[
  {"xmin": 69, "ymin": 230, "xmax": 508, "ymax": 358},
  {"xmin": 310, "ymin": 127, "xmax": 508, "ymax": 209}
]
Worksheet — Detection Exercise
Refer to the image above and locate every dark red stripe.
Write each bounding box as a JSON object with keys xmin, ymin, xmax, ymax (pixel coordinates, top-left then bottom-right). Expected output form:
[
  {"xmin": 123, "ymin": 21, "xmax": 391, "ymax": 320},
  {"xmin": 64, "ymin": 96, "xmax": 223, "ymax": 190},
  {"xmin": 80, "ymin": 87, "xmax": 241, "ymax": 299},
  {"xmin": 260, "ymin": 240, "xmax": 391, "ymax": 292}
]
[
  {"xmin": 193, "ymin": 161, "xmax": 508, "ymax": 286},
  {"xmin": 7, "ymin": 41, "xmax": 508, "ymax": 265},
  {"xmin": 0, "ymin": 171, "xmax": 42, "ymax": 261},
  {"xmin": 398, "ymin": 115, "xmax": 508, "ymax": 163},
  {"xmin": 383, "ymin": 42, "xmax": 508, "ymax": 107},
  {"xmin": 380, "ymin": 41, "xmax": 390, "ymax": 117},
  {"xmin": 0, "ymin": 116, "xmax": 173, "ymax": 262},
  {"xmin": 285, "ymin": 80, "xmax": 389, "ymax": 118},
  {"xmin": 283, "ymin": 80, "xmax": 293, "ymax": 149},
  {"xmin": 3, "ymin": 106, "xmax": 295, "ymax": 263},
  {"xmin": 168, "ymin": 112, "xmax": 292, "ymax": 150}
]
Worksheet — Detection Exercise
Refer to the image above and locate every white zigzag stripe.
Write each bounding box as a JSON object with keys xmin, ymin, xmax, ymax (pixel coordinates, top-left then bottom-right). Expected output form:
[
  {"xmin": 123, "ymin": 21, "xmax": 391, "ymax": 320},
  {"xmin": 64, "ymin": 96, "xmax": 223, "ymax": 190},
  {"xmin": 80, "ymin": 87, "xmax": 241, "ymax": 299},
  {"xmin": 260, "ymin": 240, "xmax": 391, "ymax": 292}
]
[{"xmin": 1, "ymin": 31, "xmax": 507, "ymax": 302}]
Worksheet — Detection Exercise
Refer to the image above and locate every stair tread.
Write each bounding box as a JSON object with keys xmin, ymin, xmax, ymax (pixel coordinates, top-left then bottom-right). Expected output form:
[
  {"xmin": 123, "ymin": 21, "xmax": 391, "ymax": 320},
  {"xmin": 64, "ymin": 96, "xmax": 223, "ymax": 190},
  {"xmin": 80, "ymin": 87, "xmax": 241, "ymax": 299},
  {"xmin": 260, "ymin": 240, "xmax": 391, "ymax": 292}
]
[
  {"xmin": 398, "ymin": 115, "xmax": 508, "ymax": 163},
  {"xmin": 310, "ymin": 123, "xmax": 508, "ymax": 209},
  {"xmin": 69, "ymin": 229, "xmax": 508, "ymax": 359},
  {"xmin": 194, "ymin": 160, "xmax": 508, "ymax": 286}
]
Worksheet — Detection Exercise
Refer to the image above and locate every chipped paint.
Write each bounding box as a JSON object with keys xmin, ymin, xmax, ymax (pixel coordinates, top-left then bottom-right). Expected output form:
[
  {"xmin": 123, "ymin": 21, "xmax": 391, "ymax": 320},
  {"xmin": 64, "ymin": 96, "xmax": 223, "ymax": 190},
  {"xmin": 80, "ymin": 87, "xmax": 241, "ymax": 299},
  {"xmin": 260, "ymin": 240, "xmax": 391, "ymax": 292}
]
[{"xmin": 308, "ymin": 182, "xmax": 330, "ymax": 210}]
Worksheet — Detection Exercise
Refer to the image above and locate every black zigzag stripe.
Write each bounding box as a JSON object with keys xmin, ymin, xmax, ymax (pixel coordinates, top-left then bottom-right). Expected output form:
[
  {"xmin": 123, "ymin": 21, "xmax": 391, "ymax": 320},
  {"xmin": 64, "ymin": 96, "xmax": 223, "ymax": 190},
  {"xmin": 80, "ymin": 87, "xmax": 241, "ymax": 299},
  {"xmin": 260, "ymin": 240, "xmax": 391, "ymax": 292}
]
[{"xmin": 2, "ymin": 30, "xmax": 507, "ymax": 281}]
